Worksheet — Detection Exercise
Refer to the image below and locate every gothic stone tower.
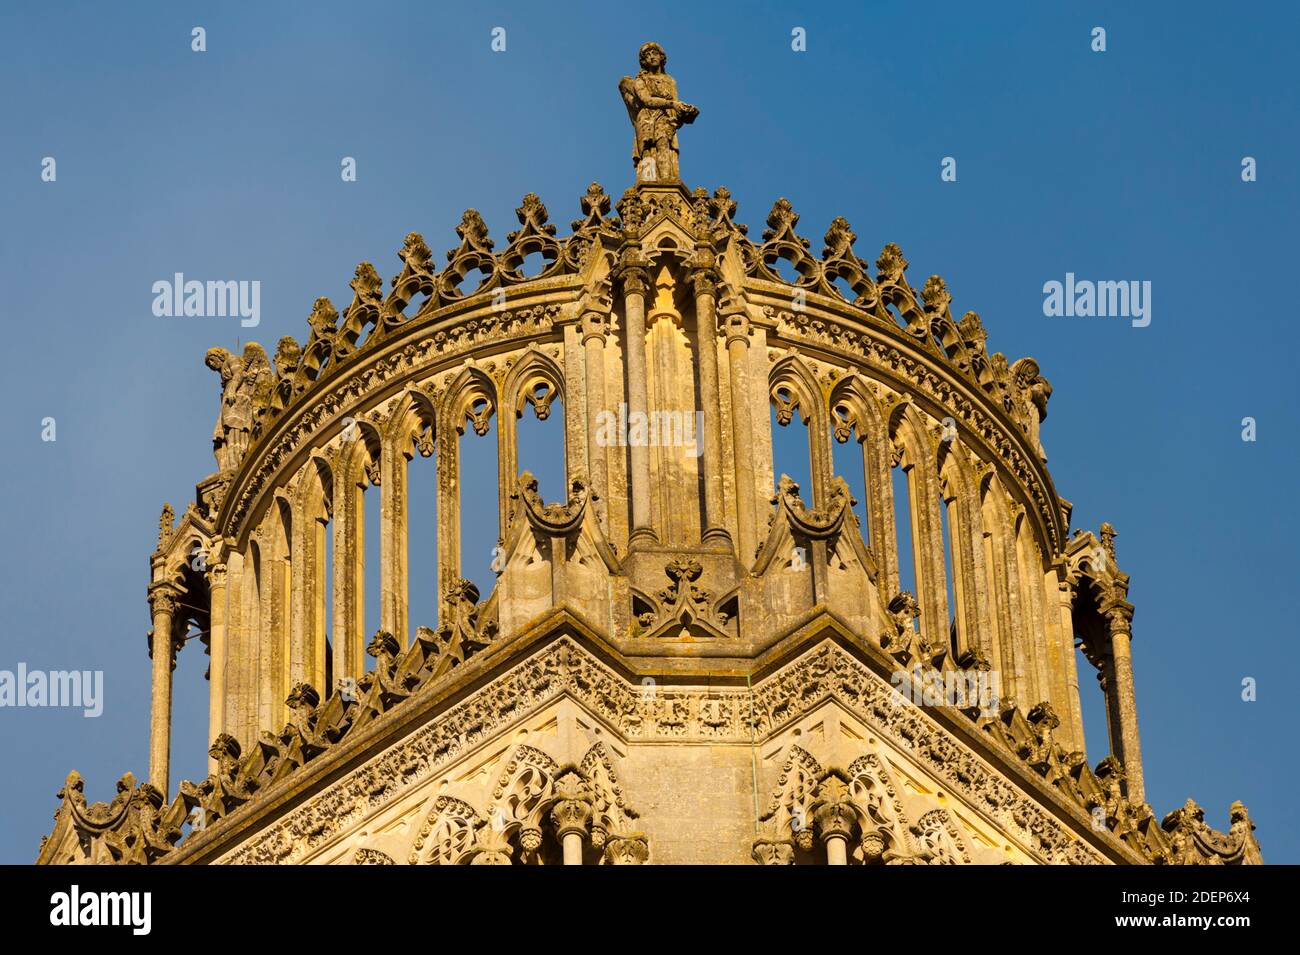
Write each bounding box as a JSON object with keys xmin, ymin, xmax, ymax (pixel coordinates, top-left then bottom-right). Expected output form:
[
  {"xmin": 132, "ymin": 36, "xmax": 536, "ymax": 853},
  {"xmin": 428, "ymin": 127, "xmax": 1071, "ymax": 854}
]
[{"xmin": 38, "ymin": 44, "xmax": 1261, "ymax": 866}]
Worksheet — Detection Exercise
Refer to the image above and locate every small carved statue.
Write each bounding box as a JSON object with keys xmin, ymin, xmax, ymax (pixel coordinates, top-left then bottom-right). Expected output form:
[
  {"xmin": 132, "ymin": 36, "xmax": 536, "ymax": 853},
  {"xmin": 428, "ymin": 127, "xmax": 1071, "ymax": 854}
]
[
  {"xmin": 204, "ymin": 343, "xmax": 274, "ymax": 472},
  {"xmin": 619, "ymin": 42, "xmax": 698, "ymax": 183}
]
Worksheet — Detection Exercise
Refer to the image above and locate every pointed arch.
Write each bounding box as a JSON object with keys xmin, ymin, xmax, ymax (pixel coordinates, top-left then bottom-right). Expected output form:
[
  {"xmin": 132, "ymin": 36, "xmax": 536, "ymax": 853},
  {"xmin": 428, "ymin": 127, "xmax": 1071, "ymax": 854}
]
[
  {"xmin": 829, "ymin": 375, "xmax": 899, "ymax": 599},
  {"xmin": 291, "ymin": 453, "xmax": 334, "ymax": 695},
  {"xmin": 274, "ymin": 493, "xmax": 295, "ymax": 730},
  {"xmin": 889, "ymin": 405, "xmax": 948, "ymax": 656},
  {"xmin": 937, "ymin": 438, "xmax": 993, "ymax": 669},
  {"xmin": 768, "ymin": 354, "xmax": 832, "ymax": 506},
  {"xmin": 382, "ymin": 387, "xmax": 439, "ymax": 644},
  {"xmin": 977, "ymin": 470, "xmax": 1026, "ymax": 697},
  {"xmin": 440, "ymin": 367, "xmax": 499, "ymax": 617},
  {"xmin": 1013, "ymin": 506, "xmax": 1054, "ymax": 708},
  {"xmin": 332, "ymin": 418, "xmax": 379, "ymax": 683},
  {"xmin": 502, "ymin": 347, "xmax": 567, "ymax": 511}
]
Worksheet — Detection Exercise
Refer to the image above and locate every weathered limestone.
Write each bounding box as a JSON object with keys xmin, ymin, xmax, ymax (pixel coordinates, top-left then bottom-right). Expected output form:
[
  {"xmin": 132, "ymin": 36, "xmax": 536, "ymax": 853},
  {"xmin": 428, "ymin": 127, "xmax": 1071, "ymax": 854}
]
[
  {"xmin": 36, "ymin": 43, "xmax": 1258, "ymax": 867},
  {"xmin": 146, "ymin": 582, "xmax": 180, "ymax": 793},
  {"xmin": 206, "ymin": 561, "xmax": 227, "ymax": 773},
  {"xmin": 690, "ymin": 264, "xmax": 730, "ymax": 545},
  {"xmin": 618, "ymin": 262, "xmax": 656, "ymax": 545},
  {"xmin": 1105, "ymin": 604, "xmax": 1144, "ymax": 805}
]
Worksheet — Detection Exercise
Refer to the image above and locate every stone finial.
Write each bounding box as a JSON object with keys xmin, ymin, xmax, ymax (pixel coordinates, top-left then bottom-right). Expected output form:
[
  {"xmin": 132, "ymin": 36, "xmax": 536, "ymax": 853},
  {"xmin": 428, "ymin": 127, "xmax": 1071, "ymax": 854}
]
[
  {"xmin": 157, "ymin": 503, "xmax": 175, "ymax": 547},
  {"xmin": 1099, "ymin": 522, "xmax": 1118, "ymax": 564}
]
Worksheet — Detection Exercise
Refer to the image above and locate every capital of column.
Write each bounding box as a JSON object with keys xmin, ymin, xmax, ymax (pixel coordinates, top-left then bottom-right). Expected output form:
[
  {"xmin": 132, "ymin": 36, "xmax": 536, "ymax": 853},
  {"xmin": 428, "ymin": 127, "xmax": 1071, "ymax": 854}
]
[
  {"xmin": 691, "ymin": 268, "xmax": 721, "ymax": 301},
  {"xmin": 580, "ymin": 310, "xmax": 609, "ymax": 345},
  {"xmin": 813, "ymin": 775, "xmax": 858, "ymax": 845},
  {"xmin": 814, "ymin": 802, "xmax": 857, "ymax": 843},
  {"xmin": 722, "ymin": 309, "xmax": 751, "ymax": 346},
  {"xmin": 1103, "ymin": 600, "xmax": 1135, "ymax": 638},
  {"xmin": 206, "ymin": 562, "xmax": 228, "ymax": 589},
  {"xmin": 751, "ymin": 835, "xmax": 795, "ymax": 865},
  {"xmin": 603, "ymin": 834, "xmax": 649, "ymax": 865},
  {"xmin": 146, "ymin": 582, "xmax": 184, "ymax": 670},
  {"xmin": 551, "ymin": 798, "xmax": 594, "ymax": 840},
  {"xmin": 550, "ymin": 771, "xmax": 594, "ymax": 840},
  {"xmin": 147, "ymin": 581, "xmax": 182, "ymax": 618},
  {"xmin": 616, "ymin": 262, "xmax": 652, "ymax": 298}
]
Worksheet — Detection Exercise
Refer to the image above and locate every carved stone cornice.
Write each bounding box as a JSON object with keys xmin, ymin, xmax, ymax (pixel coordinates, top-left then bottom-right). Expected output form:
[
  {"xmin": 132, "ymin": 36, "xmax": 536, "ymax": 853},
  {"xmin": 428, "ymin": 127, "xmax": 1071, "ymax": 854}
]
[{"xmin": 194, "ymin": 635, "xmax": 1117, "ymax": 866}]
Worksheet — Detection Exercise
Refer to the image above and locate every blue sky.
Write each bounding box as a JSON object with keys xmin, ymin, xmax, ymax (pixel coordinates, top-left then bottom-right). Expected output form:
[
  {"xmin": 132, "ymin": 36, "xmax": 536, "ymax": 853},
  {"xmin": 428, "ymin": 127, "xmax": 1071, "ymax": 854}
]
[{"xmin": 2, "ymin": 1, "xmax": 1296, "ymax": 863}]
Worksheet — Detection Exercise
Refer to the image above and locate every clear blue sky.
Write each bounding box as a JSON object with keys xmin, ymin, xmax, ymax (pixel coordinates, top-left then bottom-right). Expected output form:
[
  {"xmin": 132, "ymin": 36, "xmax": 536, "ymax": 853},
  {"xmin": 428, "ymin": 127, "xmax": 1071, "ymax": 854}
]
[{"xmin": 2, "ymin": 1, "xmax": 1296, "ymax": 863}]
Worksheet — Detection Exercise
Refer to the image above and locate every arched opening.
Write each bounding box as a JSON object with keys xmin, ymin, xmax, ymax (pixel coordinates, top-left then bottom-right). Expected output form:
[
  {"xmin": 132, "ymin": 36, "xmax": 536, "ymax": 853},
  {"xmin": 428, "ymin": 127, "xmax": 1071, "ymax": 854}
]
[
  {"xmin": 171, "ymin": 557, "xmax": 210, "ymax": 793},
  {"xmin": 770, "ymin": 256, "xmax": 804, "ymax": 286},
  {"xmin": 891, "ymin": 463, "xmax": 917, "ymax": 598},
  {"xmin": 830, "ymin": 410, "xmax": 870, "ymax": 546},
  {"xmin": 322, "ymin": 511, "xmax": 334, "ymax": 690},
  {"xmin": 241, "ymin": 539, "xmax": 262, "ymax": 743},
  {"xmin": 1072, "ymin": 583, "xmax": 1113, "ymax": 764},
  {"xmin": 325, "ymin": 432, "xmax": 378, "ymax": 681},
  {"xmin": 363, "ymin": 476, "xmax": 381, "ymax": 672},
  {"xmin": 771, "ymin": 387, "xmax": 815, "ymax": 505},
  {"xmin": 938, "ymin": 489, "xmax": 960, "ymax": 657},
  {"xmin": 1014, "ymin": 512, "xmax": 1052, "ymax": 707},
  {"xmin": 517, "ymin": 250, "xmax": 549, "ymax": 279},
  {"xmin": 401, "ymin": 290, "xmax": 429, "ymax": 319},
  {"xmin": 407, "ymin": 424, "xmax": 438, "ymax": 636},
  {"xmin": 517, "ymin": 381, "xmax": 566, "ymax": 502},
  {"xmin": 459, "ymin": 397, "xmax": 499, "ymax": 602}
]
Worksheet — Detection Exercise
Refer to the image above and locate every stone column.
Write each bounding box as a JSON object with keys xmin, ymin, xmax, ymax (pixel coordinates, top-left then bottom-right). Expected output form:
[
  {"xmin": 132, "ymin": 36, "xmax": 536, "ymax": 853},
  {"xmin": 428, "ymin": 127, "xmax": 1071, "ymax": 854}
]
[
  {"xmin": 690, "ymin": 265, "xmax": 731, "ymax": 546},
  {"xmin": 581, "ymin": 311, "xmax": 610, "ymax": 531},
  {"xmin": 147, "ymin": 582, "xmax": 182, "ymax": 793},
  {"xmin": 1053, "ymin": 567, "xmax": 1086, "ymax": 752},
  {"xmin": 435, "ymin": 418, "xmax": 462, "ymax": 623},
  {"xmin": 335, "ymin": 469, "xmax": 364, "ymax": 680},
  {"xmin": 620, "ymin": 264, "xmax": 657, "ymax": 545},
  {"xmin": 900, "ymin": 444, "xmax": 950, "ymax": 664},
  {"xmin": 1104, "ymin": 604, "xmax": 1144, "ymax": 804},
  {"xmin": 380, "ymin": 432, "xmax": 411, "ymax": 646},
  {"xmin": 824, "ymin": 832, "xmax": 849, "ymax": 866},
  {"xmin": 724, "ymin": 311, "xmax": 758, "ymax": 564},
  {"xmin": 206, "ymin": 561, "xmax": 228, "ymax": 773},
  {"xmin": 551, "ymin": 772, "xmax": 593, "ymax": 865}
]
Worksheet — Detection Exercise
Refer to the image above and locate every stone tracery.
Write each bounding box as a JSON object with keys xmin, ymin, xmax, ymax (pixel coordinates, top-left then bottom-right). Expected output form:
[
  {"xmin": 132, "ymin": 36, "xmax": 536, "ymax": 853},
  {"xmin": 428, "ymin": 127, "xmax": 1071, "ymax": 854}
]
[{"xmin": 36, "ymin": 43, "xmax": 1258, "ymax": 867}]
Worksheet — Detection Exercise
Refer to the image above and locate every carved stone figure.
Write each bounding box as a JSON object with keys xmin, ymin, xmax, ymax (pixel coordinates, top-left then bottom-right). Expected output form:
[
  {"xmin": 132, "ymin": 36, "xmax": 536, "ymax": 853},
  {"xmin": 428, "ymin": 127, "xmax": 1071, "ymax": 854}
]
[
  {"xmin": 619, "ymin": 42, "xmax": 698, "ymax": 182},
  {"xmin": 204, "ymin": 343, "xmax": 274, "ymax": 472}
]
